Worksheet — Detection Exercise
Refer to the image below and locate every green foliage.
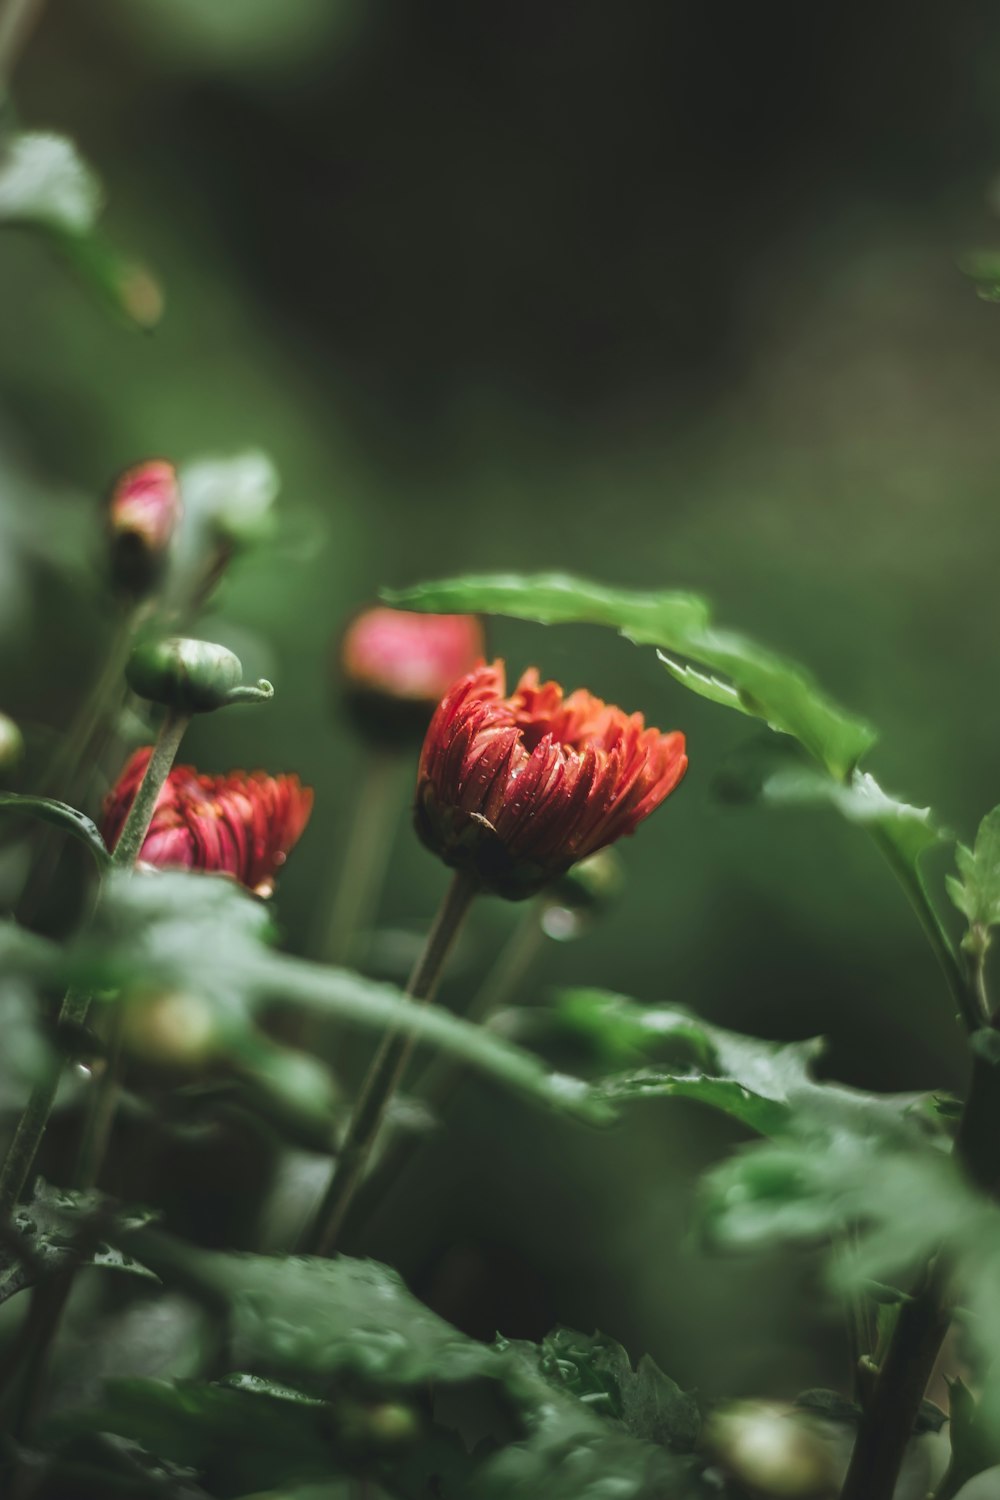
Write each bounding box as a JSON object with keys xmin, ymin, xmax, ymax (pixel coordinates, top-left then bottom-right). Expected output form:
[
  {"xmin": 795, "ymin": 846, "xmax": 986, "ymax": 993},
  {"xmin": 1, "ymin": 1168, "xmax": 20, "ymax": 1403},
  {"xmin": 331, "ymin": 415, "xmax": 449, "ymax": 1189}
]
[
  {"xmin": 947, "ymin": 806, "xmax": 1000, "ymax": 953},
  {"xmin": 0, "ymin": 870, "xmax": 604, "ymax": 1130},
  {"xmin": 0, "ymin": 129, "xmax": 162, "ymax": 328},
  {"xmin": 0, "ymin": 1179, "xmax": 157, "ymax": 1304},
  {"xmin": 715, "ymin": 737, "xmax": 943, "ymax": 874},
  {"xmin": 387, "ymin": 572, "xmax": 876, "ymax": 779},
  {"xmin": 960, "ymin": 251, "xmax": 1000, "ymax": 303},
  {"xmin": 52, "ymin": 1238, "xmax": 702, "ymax": 1499},
  {"xmin": 496, "ymin": 1327, "xmax": 700, "ymax": 1452},
  {"xmin": 0, "ymin": 790, "xmax": 111, "ymax": 869},
  {"xmin": 0, "ymin": 132, "xmax": 102, "ymax": 235},
  {"xmin": 515, "ymin": 988, "xmax": 929, "ymax": 1141}
]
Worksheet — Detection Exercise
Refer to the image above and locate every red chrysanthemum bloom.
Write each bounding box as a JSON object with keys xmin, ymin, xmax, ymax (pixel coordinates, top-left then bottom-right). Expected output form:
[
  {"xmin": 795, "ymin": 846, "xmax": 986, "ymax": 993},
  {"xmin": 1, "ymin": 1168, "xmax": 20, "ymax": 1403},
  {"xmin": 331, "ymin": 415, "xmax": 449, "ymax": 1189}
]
[
  {"xmin": 416, "ymin": 662, "xmax": 687, "ymax": 898},
  {"xmin": 102, "ymin": 748, "xmax": 314, "ymax": 898},
  {"xmin": 338, "ymin": 607, "xmax": 485, "ymax": 747}
]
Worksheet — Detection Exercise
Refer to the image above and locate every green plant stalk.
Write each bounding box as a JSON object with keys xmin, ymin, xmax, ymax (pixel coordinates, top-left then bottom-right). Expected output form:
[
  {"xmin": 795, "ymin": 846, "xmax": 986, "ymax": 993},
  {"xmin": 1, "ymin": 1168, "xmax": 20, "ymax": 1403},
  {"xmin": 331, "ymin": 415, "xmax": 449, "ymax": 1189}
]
[
  {"xmin": 15, "ymin": 604, "xmax": 142, "ymax": 917},
  {"xmin": 0, "ymin": 0, "xmax": 44, "ymax": 91},
  {"xmin": 871, "ymin": 826, "xmax": 983, "ymax": 1032},
  {"xmin": 319, "ymin": 748, "xmax": 403, "ymax": 967},
  {"xmin": 840, "ymin": 942, "xmax": 995, "ymax": 1500},
  {"xmin": 301, "ymin": 869, "xmax": 479, "ymax": 1257},
  {"xmin": 354, "ymin": 896, "xmax": 550, "ymax": 1236},
  {"xmin": 0, "ymin": 710, "xmax": 190, "ymax": 1215}
]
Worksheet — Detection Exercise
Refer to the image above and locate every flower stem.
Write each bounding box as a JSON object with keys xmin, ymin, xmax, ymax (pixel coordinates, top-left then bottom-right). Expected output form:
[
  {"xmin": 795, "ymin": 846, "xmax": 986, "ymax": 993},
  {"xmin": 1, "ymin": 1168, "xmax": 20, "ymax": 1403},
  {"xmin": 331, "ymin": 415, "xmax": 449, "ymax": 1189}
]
[
  {"xmin": 0, "ymin": 0, "xmax": 44, "ymax": 91},
  {"xmin": 318, "ymin": 749, "xmax": 402, "ymax": 967},
  {"xmin": 839, "ymin": 951, "xmax": 996, "ymax": 1499},
  {"xmin": 353, "ymin": 897, "xmax": 549, "ymax": 1236},
  {"xmin": 0, "ymin": 710, "xmax": 190, "ymax": 1216},
  {"xmin": 301, "ymin": 869, "xmax": 478, "ymax": 1256}
]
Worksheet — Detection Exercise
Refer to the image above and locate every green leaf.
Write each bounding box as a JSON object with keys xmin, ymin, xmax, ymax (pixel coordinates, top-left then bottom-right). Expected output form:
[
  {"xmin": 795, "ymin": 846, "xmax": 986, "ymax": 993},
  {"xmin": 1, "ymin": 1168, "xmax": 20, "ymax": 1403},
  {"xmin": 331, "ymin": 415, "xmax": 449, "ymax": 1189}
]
[
  {"xmin": 49, "ymin": 1378, "xmax": 342, "ymax": 1493},
  {"xmin": 112, "ymin": 1238, "xmax": 700, "ymax": 1498},
  {"xmin": 498, "ymin": 1328, "xmax": 700, "ymax": 1453},
  {"xmin": 0, "ymin": 132, "xmax": 102, "ymax": 234},
  {"xmin": 522, "ymin": 989, "xmax": 928, "ymax": 1141},
  {"xmin": 0, "ymin": 131, "xmax": 162, "ymax": 330},
  {"xmin": 961, "ymin": 251, "xmax": 1000, "ymax": 302},
  {"xmin": 386, "ymin": 572, "xmax": 875, "ymax": 779},
  {"xmin": 0, "ymin": 791, "xmax": 110, "ymax": 870},
  {"xmin": 0, "ymin": 1180, "xmax": 158, "ymax": 1305},
  {"xmin": 80, "ymin": 871, "xmax": 607, "ymax": 1124},
  {"xmin": 714, "ymin": 737, "xmax": 942, "ymax": 872},
  {"xmin": 948, "ymin": 806, "xmax": 1000, "ymax": 949},
  {"xmin": 386, "ymin": 571, "xmax": 710, "ymax": 644}
]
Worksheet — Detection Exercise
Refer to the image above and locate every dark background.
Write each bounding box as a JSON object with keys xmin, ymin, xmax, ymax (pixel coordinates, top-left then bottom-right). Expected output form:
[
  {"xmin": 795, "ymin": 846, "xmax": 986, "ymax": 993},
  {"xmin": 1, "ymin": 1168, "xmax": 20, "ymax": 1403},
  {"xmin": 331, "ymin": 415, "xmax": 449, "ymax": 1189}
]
[{"xmin": 3, "ymin": 0, "xmax": 1000, "ymax": 1402}]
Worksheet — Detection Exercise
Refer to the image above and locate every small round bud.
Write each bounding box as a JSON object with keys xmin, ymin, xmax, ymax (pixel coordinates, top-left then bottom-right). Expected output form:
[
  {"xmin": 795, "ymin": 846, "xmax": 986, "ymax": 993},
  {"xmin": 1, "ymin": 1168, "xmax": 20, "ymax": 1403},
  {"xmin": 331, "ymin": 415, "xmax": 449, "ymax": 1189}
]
[
  {"xmin": 706, "ymin": 1402, "xmax": 840, "ymax": 1498},
  {"xmin": 107, "ymin": 459, "xmax": 182, "ymax": 598},
  {"xmin": 126, "ymin": 637, "xmax": 271, "ymax": 713},
  {"xmin": 338, "ymin": 606, "xmax": 484, "ymax": 749},
  {"xmin": 0, "ymin": 712, "xmax": 24, "ymax": 774},
  {"xmin": 122, "ymin": 991, "xmax": 219, "ymax": 1072},
  {"xmin": 550, "ymin": 848, "xmax": 625, "ymax": 915}
]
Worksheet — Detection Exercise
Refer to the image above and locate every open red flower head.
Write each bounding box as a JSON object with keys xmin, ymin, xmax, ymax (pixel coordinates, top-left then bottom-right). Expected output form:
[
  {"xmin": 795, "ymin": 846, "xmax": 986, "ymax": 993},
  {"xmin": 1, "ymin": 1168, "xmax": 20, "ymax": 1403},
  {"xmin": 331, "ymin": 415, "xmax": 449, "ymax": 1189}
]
[
  {"xmin": 102, "ymin": 749, "xmax": 314, "ymax": 898},
  {"xmin": 338, "ymin": 607, "xmax": 485, "ymax": 748},
  {"xmin": 107, "ymin": 459, "xmax": 183, "ymax": 597},
  {"xmin": 416, "ymin": 662, "xmax": 687, "ymax": 898}
]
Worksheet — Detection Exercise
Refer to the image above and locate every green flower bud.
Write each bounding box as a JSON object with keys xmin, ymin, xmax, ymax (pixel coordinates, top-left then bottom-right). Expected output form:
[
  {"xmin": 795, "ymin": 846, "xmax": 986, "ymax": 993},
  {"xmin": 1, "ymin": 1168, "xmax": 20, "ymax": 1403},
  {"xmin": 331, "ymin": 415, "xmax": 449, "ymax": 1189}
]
[
  {"xmin": 0, "ymin": 712, "xmax": 24, "ymax": 774},
  {"xmin": 126, "ymin": 637, "xmax": 273, "ymax": 713}
]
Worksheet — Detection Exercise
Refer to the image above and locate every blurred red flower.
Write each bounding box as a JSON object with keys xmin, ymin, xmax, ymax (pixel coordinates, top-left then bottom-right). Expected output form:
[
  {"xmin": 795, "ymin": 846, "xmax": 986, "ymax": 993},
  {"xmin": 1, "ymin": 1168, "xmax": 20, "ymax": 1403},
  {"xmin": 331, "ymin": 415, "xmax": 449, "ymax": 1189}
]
[
  {"xmin": 103, "ymin": 748, "xmax": 313, "ymax": 897},
  {"xmin": 339, "ymin": 607, "xmax": 484, "ymax": 746},
  {"xmin": 416, "ymin": 662, "xmax": 687, "ymax": 897}
]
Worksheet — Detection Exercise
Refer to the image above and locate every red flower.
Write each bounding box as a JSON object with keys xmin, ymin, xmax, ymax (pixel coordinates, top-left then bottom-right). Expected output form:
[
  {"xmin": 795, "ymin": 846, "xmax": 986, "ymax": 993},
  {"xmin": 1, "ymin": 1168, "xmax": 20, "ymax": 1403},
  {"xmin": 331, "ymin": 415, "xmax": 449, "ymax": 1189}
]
[
  {"xmin": 102, "ymin": 749, "xmax": 313, "ymax": 897},
  {"xmin": 107, "ymin": 460, "xmax": 183, "ymax": 597},
  {"xmin": 339, "ymin": 607, "xmax": 484, "ymax": 747},
  {"xmin": 416, "ymin": 662, "xmax": 687, "ymax": 897}
]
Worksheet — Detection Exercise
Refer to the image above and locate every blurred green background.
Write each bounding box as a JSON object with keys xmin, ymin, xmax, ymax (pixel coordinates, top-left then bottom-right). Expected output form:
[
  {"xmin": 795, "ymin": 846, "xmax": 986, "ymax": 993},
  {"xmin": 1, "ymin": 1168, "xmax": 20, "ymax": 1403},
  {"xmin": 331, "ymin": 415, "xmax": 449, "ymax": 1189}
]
[{"xmin": 3, "ymin": 0, "xmax": 1000, "ymax": 1410}]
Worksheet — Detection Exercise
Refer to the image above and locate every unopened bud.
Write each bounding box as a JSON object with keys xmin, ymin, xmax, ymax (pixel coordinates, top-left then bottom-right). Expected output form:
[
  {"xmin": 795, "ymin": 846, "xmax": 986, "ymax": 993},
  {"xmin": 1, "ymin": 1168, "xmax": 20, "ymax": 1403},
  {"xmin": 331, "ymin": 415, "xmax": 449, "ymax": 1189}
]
[
  {"xmin": 126, "ymin": 637, "xmax": 273, "ymax": 713},
  {"xmin": 549, "ymin": 848, "xmax": 624, "ymax": 919},
  {"xmin": 122, "ymin": 991, "xmax": 218, "ymax": 1071},
  {"xmin": 706, "ymin": 1401, "xmax": 841, "ymax": 1498},
  {"xmin": 107, "ymin": 459, "xmax": 182, "ymax": 598},
  {"xmin": 0, "ymin": 712, "xmax": 24, "ymax": 774}
]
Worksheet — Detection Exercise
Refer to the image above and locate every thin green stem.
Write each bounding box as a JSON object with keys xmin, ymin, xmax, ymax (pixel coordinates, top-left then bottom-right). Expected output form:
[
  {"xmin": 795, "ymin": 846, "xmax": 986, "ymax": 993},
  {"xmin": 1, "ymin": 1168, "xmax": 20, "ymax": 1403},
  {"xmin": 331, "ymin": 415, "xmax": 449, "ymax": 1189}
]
[
  {"xmin": 0, "ymin": 711, "xmax": 190, "ymax": 1216},
  {"xmin": 839, "ymin": 854, "xmax": 993, "ymax": 1500},
  {"xmin": 301, "ymin": 870, "xmax": 479, "ymax": 1257},
  {"xmin": 0, "ymin": 0, "xmax": 43, "ymax": 92},
  {"xmin": 871, "ymin": 827, "xmax": 980, "ymax": 1032},
  {"xmin": 318, "ymin": 749, "xmax": 402, "ymax": 967},
  {"xmin": 354, "ymin": 898, "xmax": 549, "ymax": 1236}
]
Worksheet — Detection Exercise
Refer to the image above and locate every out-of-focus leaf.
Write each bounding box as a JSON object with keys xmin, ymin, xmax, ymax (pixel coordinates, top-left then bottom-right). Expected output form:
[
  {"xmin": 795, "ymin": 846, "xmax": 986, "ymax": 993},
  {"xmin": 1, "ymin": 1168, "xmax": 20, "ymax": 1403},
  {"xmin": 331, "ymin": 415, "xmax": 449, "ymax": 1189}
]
[
  {"xmin": 0, "ymin": 791, "xmax": 111, "ymax": 869},
  {"xmin": 518, "ymin": 989, "xmax": 929, "ymax": 1141},
  {"xmin": 947, "ymin": 806, "xmax": 1000, "ymax": 951},
  {"xmin": 960, "ymin": 251, "xmax": 1000, "ymax": 303},
  {"xmin": 0, "ymin": 132, "xmax": 101, "ymax": 233},
  {"xmin": 110, "ymin": 1238, "xmax": 699, "ymax": 1498},
  {"xmin": 49, "ymin": 1378, "xmax": 341, "ymax": 1494},
  {"xmin": 700, "ymin": 1117, "xmax": 1000, "ymax": 1441},
  {"xmin": 387, "ymin": 572, "xmax": 875, "ymax": 779},
  {"xmin": 180, "ymin": 452, "xmax": 279, "ymax": 548},
  {"xmin": 0, "ymin": 131, "xmax": 162, "ymax": 329},
  {"xmin": 714, "ymin": 737, "xmax": 943, "ymax": 872},
  {"xmin": 80, "ymin": 871, "xmax": 607, "ymax": 1123},
  {"xmin": 0, "ymin": 1179, "xmax": 158, "ymax": 1305}
]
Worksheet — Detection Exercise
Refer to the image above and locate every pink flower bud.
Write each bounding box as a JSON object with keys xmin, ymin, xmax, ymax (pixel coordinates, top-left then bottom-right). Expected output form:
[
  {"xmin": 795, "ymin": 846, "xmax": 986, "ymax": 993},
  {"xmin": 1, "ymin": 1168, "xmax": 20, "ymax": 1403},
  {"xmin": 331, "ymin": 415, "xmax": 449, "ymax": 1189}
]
[
  {"xmin": 107, "ymin": 459, "xmax": 182, "ymax": 597},
  {"xmin": 338, "ymin": 607, "xmax": 485, "ymax": 748}
]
